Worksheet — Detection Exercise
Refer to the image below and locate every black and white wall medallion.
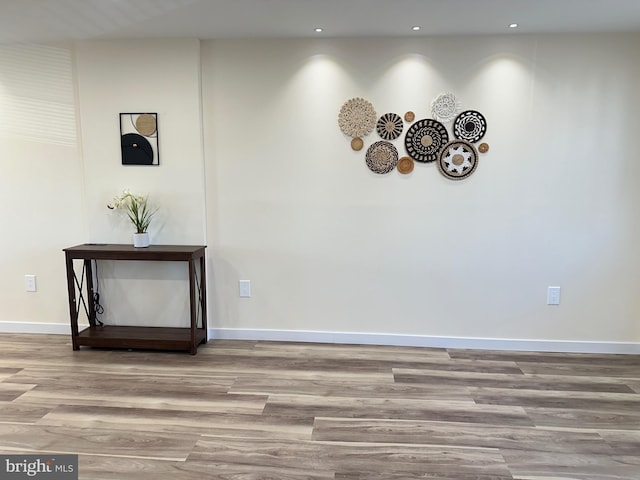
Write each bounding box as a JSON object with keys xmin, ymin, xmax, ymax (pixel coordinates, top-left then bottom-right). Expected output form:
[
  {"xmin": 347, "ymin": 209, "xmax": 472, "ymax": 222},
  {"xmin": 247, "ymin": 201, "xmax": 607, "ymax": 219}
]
[
  {"xmin": 437, "ymin": 139, "xmax": 478, "ymax": 180},
  {"xmin": 376, "ymin": 112, "xmax": 403, "ymax": 140},
  {"xmin": 453, "ymin": 110, "xmax": 487, "ymax": 143},
  {"xmin": 404, "ymin": 118, "xmax": 449, "ymax": 163}
]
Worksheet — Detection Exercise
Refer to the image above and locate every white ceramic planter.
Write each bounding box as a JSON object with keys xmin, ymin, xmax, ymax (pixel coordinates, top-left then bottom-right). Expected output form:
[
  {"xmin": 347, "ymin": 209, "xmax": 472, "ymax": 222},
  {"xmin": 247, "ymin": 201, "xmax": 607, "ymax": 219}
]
[{"xmin": 133, "ymin": 232, "xmax": 150, "ymax": 248}]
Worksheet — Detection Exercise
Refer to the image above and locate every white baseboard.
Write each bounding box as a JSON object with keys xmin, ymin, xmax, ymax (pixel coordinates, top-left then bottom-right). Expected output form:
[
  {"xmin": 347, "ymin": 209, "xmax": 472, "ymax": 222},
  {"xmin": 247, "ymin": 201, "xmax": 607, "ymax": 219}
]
[
  {"xmin": 1, "ymin": 322, "xmax": 638, "ymax": 354},
  {"xmin": 209, "ymin": 328, "xmax": 640, "ymax": 354},
  {"xmin": 0, "ymin": 322, "xmax": 72, "ymax": 335}
]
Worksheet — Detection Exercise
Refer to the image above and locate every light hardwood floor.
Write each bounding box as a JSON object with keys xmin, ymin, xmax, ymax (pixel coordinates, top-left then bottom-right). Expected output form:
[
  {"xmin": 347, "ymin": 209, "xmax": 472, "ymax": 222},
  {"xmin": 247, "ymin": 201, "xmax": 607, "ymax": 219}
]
[{"xmin": 0, "ymin": 333, "xmax": 639, "ymax": 479}]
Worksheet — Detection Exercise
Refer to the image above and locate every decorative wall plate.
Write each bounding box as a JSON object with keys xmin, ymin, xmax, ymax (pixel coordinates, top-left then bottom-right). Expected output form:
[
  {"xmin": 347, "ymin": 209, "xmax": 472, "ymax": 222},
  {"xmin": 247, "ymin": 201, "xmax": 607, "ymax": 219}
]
[
  {"xmin": 338, "ymin": 97, "xmax": 377, "ymax": 138},
  {"xmin": 376, "ymin": 113, "xmax": 403, "ymax": 140},
  {"xmin": 404, "ymin": 118, "xmax": 449, "ymax": 163},
  {"xmin": 404, "ymin": 111, "xmax": 415, "ymax": 122},
  {"xmin": 437, "ymin": 140, "xmax": 478, "ymax": 180},
  {"xmin": 365, "ymin": 141, "xmax": 399, "ymax": 174},
  {"xmin": 397, "ymin": 156, "xmax": 414, "ymax": 174},
  {"xmin": 478, "ymin": 142, "xmax": 489, "ymax": 153},
  {"xmin": 453, "ymin": 110, "xmax": 487, "ymax": 143},
  {"xmin": 351, "ymin": 137, "xmax": 364, "ymax": 151},
  {"xmin": 431, "ymin": 93, "xmax": 460, "ymax": 122}
]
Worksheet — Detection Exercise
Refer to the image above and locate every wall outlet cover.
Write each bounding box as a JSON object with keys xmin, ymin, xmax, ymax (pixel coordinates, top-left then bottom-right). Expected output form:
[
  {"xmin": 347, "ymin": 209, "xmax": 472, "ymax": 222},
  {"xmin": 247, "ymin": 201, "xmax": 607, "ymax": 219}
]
[{"xmin": 239, "ymin": 280, "xmax": 251, "ymax": 298}]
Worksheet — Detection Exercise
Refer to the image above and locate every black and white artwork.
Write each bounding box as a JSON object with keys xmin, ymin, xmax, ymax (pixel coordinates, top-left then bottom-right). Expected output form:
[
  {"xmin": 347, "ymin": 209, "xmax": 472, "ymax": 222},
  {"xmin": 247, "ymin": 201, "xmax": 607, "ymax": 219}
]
[{"xmin": 119, "ymin": 113, "xmax": 159, "ymax": 166}]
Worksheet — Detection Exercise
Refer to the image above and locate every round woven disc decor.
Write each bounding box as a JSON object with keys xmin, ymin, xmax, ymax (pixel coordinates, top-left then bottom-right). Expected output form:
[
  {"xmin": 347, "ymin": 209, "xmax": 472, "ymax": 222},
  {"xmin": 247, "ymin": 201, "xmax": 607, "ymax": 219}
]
[
  {"xmin": 376, "ymin": 113, "xmax": 403, "ymax": 140},
  {"xmin": 351, "ymin": 137, "xmax": 364, "ymax": 151},
  {"xmin": 431, "ymin": 93, "xmax": 460, "ymax": 123},
  {"xmin": 404, "ymin": 111, "xmax": 415, "ymax": 122},
  {"xmin": 453, "ymin": 110, "xmax": 487, "ymax": 143},
  {"xmin": 478, "ymin": 142, "xmax": 489, "ymax": 153},
  {"xmin": 404, "ymin": 118, "xmax": 449, "ymax": 163},
  {"xmin": 437, "ymin": 140, "xmax": 478, "ymax": 180},
  {"xmin": 338, "ymin": 97, "xmax": 377, "ymax": 138},
  {"xmin": 397, "ymin": 156, "xmax": 414, "ymax": 174},
  {"xmin": 365, "ymin": 141, "xmax": 399, "ymax": 174}
]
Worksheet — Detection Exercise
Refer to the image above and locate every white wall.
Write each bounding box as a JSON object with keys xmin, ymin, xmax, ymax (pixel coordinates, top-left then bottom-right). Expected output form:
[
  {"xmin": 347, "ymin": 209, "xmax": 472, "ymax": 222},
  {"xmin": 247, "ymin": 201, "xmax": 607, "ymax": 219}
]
[
  {"xmin": 2, "ymin": 33, "xmax": 639, "ymax": 350},
  {"xmin": 201, "ymin": 33, "xmax": 640, "ymax": 345},
  {"xmin": 0, "ymin": 44, "xmax": 85, "ymax": 328},
  {"xmin": 73, "ymin": 38, "xmax": 206, "ymax": 327}
]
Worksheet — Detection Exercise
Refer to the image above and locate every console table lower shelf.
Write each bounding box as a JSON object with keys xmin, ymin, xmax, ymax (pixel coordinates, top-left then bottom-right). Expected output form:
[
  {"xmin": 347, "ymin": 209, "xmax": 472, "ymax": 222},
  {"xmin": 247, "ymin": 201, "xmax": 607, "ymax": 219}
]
[{"xmin": 75, "ymin": 325, "xmax": 207, "ymax": 352}]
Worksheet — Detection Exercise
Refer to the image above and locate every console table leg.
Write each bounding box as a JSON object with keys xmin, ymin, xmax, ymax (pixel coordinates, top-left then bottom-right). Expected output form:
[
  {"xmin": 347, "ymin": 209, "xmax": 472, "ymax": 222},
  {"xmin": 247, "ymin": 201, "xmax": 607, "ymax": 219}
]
[{"xmin": 65, "ymin": 253, "xmax": 81, "ymax": 351}]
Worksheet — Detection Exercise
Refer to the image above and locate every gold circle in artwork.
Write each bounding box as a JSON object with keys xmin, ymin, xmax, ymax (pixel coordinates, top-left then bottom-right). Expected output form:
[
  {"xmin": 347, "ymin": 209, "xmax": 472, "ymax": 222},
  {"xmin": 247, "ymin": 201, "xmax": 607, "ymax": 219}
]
[
  {"xmin": 421, "ymin": 135, "xmax": 434, "ymax": 147},
  {"xmin": 478, "ymin": 142, "xmax": 489, "ymax": 153},
  {"xmin": 351, "ymin": 137, "xmax": 364, "ymax": 151},
  {"xmin": 397, "ymin": 156, "xmax": 414, "ymax": 174},
  {"xmin": 135, "ymin": 114, "xmax": 157, "ymax": 136},
  {"xmin": 404, "ymin": 111, "xmax": 415, "ymax": 122}
]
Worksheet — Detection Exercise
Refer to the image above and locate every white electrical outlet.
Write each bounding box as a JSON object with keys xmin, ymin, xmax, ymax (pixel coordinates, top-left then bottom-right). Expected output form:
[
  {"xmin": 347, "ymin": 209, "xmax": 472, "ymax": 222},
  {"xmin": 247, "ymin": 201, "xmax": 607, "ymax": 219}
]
[
  {"xmin": 239, "ymin": 280, "xmax": 251, "ymax": 298},
  {"xmin": 25, "ymin": 274, "xmax": 37, "ymax": 292},
  {"xmin": 547, "ymin": 286, "xmax": 560, "ymax": 305}
]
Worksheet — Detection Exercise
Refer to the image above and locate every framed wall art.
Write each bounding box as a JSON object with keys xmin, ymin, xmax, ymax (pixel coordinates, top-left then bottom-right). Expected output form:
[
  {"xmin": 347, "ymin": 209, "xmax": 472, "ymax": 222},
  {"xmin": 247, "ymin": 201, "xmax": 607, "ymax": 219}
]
[{"xmin": 119, "ymin": 113, "xmax": 159, "ymax": 166}]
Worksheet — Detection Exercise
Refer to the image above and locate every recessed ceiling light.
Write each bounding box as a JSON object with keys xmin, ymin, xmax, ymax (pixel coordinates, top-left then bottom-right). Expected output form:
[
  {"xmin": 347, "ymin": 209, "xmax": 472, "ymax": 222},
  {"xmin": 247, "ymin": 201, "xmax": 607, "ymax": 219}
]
[
  {"xmin": 314, "ymin": 27, "xmax": 323, "ymax": 33},
  {"xmin": 412, "ymin": 26, "xmax": 421, "ymax": 31},
  {"xmin": 509, "ymin": 23, "xmax": 518, "ymax": 28}
]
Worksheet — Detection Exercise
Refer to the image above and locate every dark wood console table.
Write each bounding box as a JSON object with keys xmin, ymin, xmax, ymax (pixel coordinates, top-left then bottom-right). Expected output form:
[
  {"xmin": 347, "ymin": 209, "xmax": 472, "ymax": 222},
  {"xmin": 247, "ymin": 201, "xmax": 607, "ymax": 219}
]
[{"xmin": 63, "ymin": 244, "xmax": 207, "ymax": 354}]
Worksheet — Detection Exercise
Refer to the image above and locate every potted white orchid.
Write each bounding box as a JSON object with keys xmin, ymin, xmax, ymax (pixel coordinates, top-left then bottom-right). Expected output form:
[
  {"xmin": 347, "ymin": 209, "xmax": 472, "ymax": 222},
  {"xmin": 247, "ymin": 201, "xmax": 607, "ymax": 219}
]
[{"xmin": 107, "ymin": 190, "xmax": 158, "ymax": 247}]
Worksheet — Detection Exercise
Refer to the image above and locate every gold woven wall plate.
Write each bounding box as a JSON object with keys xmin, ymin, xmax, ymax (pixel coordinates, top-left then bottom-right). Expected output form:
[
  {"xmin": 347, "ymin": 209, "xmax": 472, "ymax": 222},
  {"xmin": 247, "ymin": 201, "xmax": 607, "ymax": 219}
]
[{"xmin": 397, "ymin": 156, "xmax": 414, "ymax": 174}]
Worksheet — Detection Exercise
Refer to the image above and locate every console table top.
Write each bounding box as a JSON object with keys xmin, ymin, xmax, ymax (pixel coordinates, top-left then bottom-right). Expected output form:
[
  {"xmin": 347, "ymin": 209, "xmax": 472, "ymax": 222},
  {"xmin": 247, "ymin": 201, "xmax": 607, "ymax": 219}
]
[{"xmin": 63, "ymin": 244, "xmax": 207, "ymax": 261}]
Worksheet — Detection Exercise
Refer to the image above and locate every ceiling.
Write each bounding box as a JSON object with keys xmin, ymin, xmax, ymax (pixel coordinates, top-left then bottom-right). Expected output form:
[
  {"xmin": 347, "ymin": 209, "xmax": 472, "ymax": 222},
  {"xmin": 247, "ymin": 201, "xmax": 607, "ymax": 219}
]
[{"xmin": 1, "ymin": 0, "xmax": 640, "ymax": 44}]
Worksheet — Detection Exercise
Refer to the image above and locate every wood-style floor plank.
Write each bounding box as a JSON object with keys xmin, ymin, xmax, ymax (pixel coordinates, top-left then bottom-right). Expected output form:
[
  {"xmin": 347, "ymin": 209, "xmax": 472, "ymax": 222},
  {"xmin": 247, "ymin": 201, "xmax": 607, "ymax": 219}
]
[
  {"xmin": 312, "ymin": 418, "xmax": 614, "ymax": 454},
  {"xmin": 230, "ymin": 375, "xmax": 473, "ymax": 400},
  {"xmin": 501, "ymin": 448, "xmax": 640, "ymax": 480},
  {"xmin": 599, "ymin": 430, "xmax": 640, "ymax": 456},
  {"xmin": 188, "ymin": 437, "xmax": 513, "ymax": 479},
  {"xmin": 41, "ymin": 405, "xmax": 314, "ymax": 440},
  {"xmin": 525, "ymin": 407, "xmax": 640, "ymax": 430},
  {"xmin": 517, "ymin": 362, "xmax": 640, "ymax": 379},
  {"xmin": 80, "ymin": 455, "xmax": 336, "ymax": 480},
  {"xmin": 394, "ymin": 368, "xmax": 635, "ymax": 392},
  {"xmin": 0, "ymin": 401, "xmax": 52, "ymax": 423},
  {"xmin": 0, "ymin": 333, "xmax": 639, "ymax": 479},
  {"xmin": 0, "ymin": 423, "xmax": 198, "ymax": 460},
  {"xmin": 263, "ymin": 393, "xmax": 534, "ymax": 426},
  {"xmin": 471, "ymin": 386, "xmax": 640, "ymax": 413}
]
